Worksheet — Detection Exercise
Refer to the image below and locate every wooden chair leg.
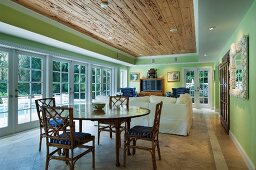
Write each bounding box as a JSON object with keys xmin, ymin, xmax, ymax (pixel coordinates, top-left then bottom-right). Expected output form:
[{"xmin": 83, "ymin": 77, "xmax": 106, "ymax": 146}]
[
  {"xmin": 39, "ymin": 133, "xmax": 42, "ymax": 152},
  {"xmin": 151, "ymin": 141, "xmax": 157, "ymax": 170},
  {"xmin": 92, "ymin": 139, "xmax": 95, "ymax": 169},
  {"xmin": 132, "ymin": 139, "xmax": 136, "ymax": 155},
  {"xmin": 123, "ymin": 138, "xmax": 127, "ymax": 167},
  {"xmin": 157, "ymin": 141, "xmax": 161, "ymax": 160},
  {"xmin": 109, "ymin": 125, "xmax": 112, "ymax": 138},
  {"xmin": 45, "ymin": 155, "xmax": 49, "ymax": 170},
  {"xmin": 98, "ymin": 122, "xmax": 100, "ymax": 145}
]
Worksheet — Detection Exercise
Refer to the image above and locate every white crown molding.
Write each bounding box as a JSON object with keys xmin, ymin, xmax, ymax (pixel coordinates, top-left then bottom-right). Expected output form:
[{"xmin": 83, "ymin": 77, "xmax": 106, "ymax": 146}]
[
  {"xmin": 0, "ymin": 0, "xmax": 135, "ymax": 60},
  {"xmin": 137, "ymin": 53, "xmax": 198, "ymax": 59},
  {"xmin": 230, "ymin": 131, "xmax": 255, "ymax": 170},
  {"xmin": 135, "ymin": 61, "xmax": 214, "ymax": 67}
]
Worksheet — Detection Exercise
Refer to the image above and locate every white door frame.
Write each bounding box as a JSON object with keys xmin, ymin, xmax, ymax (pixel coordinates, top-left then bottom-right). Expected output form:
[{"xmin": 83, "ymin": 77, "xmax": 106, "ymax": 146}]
[{"xmin": 182, "ymin": 67, "xmax": 213, "ymax": 109}]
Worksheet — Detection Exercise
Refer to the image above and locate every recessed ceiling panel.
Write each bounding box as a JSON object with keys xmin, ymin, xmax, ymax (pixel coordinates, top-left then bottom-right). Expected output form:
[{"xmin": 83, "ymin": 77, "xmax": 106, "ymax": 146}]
[{"xmin": 14, "ymin": 0, "xmax": 196, "ymax": 57}]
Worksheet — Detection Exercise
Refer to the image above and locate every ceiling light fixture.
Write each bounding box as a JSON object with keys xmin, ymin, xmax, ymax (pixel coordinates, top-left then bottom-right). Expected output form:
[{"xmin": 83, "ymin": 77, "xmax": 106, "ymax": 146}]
[
  {"xmin": 108, "ymin": 36, "xmax": 113, "ymax": 40},
  {"xmin": 170, "ymin": 28, "xmax": 177, "ymax": 33},
  {"xmin": 209, "ymin": 26, "xmax": 215, "ymax": 31},
  {"xmin": 101, "ymin": 0, "xmax": 108, "ymax": 9},
  {"xmin": 204, "ymin": 53, "xmax": 207, "ymax": 57}
]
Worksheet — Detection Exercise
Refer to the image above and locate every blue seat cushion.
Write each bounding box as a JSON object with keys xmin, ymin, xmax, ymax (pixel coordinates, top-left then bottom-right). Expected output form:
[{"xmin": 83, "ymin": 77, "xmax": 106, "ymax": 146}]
[
  {"xmin": 49, "ymin": 118, "xmax": 63, "ymax": 127},
  {"xmin": 128, "ymin": 126, "xmax": 153, "ymax": 138},
  {"xmin": 50, "ymin": 132, "xmax": 92, "ymax": 145}
]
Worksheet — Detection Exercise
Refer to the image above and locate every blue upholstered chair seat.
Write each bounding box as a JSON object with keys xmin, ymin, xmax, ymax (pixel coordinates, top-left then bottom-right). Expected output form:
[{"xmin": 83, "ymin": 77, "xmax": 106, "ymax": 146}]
[
  {"xmin": 128, "ymin": 126, "xmax": 153, "ymax": 138},
  {"xmin": 50, "ymin": 132, "xmax": 92, "ymax": 145},
  {"xmin": 49, "ymin": 118, "xmax": 64, "ymax": 127}
]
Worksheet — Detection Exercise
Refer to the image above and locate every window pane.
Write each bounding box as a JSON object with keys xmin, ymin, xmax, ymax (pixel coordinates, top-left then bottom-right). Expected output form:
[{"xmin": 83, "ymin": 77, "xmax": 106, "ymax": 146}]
[
  {"xmin": 0, "ymin": 83, "xmax": 7, "ymax": 95},
  {"xmin": 80, "ymin": 75, "xmax": 85, "ymax": 83},
  {"xmin": 19, "ymin": 55, "xmax": 30, "ymax": 68},
  {"xmin": 62, "ymin": 83, "xmax": 69, "ymax": 93},
  {"xmin": 0, "ymin": 68, "xmax": 8, "ymax": 81},
  {"xmin": 81, "ymin": 66, "xmax": 85, "ymax": 74},
  {"xmin": 53, "ymin": 61, "xmax": 60, "ymax": 71},
  {"xmin": 80, "ymin": 84, "xmax": 85, "ymax": 92},
  {"xmin": 53, "ymin": 83, "xmax": 60, "ymax": 93},
  {"xmin": 32, "ymin": 70, "xmax": 41, "ymax": 82},
  {"xmin": 62, "ymin": 73, "xmax": 68, "ymax": 82},
  {"xmin": 18, "ymin": 83, "xmax": 30, "ymax": 96},
  {"xmin": 74, "ymin": 74, "xmax": 79, "ymax": 83},
  {"xmin": 32, "ymin": 83, "xmax": 41, "ymax": 94},
  {"xmin": 53, "ymin": 72, "xmax": 60, "ymax": 82},
  {"xmin": 74, "ymin": 84, "xmax": 79, "ymax": 92},
  {"xmin": 80, "ymin": 93, "xmax": 85, "ymax": 99},
  {"xmin": 0, "ymin": 52, "xmax": 8, "ymax": 67},
  {"xmin": 74, "ymin": 65, "xmax": 79, "ymax": 73},
  {"xmin": 31, "ymin": 57, "xmax": 41, "ymax": 69},
  {"xmin": 61, "ymin": 63, "xmax": 68, "ymax": 72},
  {"xmin": 74, "ymin": 93, "xmax": 79, "ymax": 99},
  {"xmin": 19, "ymin": 69, "xmax": 30, "ymax": 81}
]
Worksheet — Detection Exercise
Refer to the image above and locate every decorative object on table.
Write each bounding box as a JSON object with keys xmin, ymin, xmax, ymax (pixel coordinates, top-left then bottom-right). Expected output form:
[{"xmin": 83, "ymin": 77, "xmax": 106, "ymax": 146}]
[
  {"xmin": 130, "ymin": 72, "xmax": 140, "ymax": 82},
  {"xmin": 167, "ymin": 71, "xmax": 180, "ymax": 82},
  {"xmin": 165, "ymin": 92, "xmax": 172, "ymax": 97},
  {"xmin": 92, "ymin": 102, "xmax": 106, "ymax": 110},
  {"xmin": 97, "ymin": 96, "xmax": 129, "ymax": 145},
  {"xmin": 35, "ymin": 98, "xmax": 56, "ymax": 152},
  {"xmin": 123, "ymin": 101, "xmax": 163, "ymax": 170},
  {"xmin": 42, "ymin": 106, "xmax": 95, "ymax": 169},
  {"xmin": 229, "ymin": 34, "xmax": 249, "ymax": 99},
  {"xmin": 147, "ymin": 68, "xmax": 157, "ymax": 78}
]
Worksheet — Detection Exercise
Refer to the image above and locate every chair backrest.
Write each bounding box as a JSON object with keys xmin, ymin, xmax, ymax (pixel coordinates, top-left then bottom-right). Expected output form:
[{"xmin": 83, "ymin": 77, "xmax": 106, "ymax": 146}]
[
  {"xmin": 42, "ymin": 106, "xmax": 75, "ymax": 146},
  {"xmin": 152, "ymin": 101, "xmax": 163, "ymax": 138},
  {"xmin": 109, "ymin": 96, "xmax": 129, "ymax": 109},
  {"xmin": 35, "ymin": 98, "xmax": 56, "ymax": 126}
]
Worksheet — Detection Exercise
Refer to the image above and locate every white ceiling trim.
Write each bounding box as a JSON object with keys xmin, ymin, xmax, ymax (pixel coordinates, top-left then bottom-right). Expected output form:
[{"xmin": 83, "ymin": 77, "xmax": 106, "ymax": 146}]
[
  {"xmin": 137, "ymin": 52, "xmax": 198, "ymax": 59},
  {"xmin": 0, "ymin": 22, "xmax": 134, "ymax": 66},
  {"xmin": 135, "ymin": 61, "xmax": 214, "ymax": 66}
]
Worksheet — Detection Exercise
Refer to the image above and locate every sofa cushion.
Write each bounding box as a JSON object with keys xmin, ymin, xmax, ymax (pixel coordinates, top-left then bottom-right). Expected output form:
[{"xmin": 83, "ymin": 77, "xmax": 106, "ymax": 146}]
[
  {"xmin": 149, "ymin": 95, "xmax": 176, "ymax": 104},
  {"xmin": 129, "ymin": 96, "xmax": 149, "ymax": 102},
  {"xmin": 176, "ymin": 94, "xmax": 192, "ymax": 104}
]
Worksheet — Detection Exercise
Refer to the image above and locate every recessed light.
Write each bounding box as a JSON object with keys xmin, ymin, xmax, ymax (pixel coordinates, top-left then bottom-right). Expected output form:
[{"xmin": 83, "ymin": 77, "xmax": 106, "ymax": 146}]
[
  {"xmin": 170, "ymin": 28, "xmax": 177, "ymax": 32},
  {"xmin": 100, "ymin": 0, "xmax": 108, "ymax": 8},
  {"xmin": 107, "ymin": 36, "xmax": 113, "ymax": 40},
  {"xmin": 204, "ymin": 53, "xmax": 207, "ymax": 57},
  {"xmin": 209, "ymin": 26, "xmax": 215, "ymax": 31}
]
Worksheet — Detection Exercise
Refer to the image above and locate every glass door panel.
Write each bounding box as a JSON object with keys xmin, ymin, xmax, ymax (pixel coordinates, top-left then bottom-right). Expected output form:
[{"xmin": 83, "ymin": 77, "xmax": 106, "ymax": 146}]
[
  {"xmin": 18, "ymin": 54, "xmax": 43, "ymax": 124},
  {"xmin": 184, "ymin": 68, "xmax": 211, "ymax": 108},
  {"xmin": 52, "ymin": 60, "xmax": 69, "ymax": 105},
  {"xmin": 74, "ymin": 64, "xmax": 87, "ymax": 104},
  {"xmin": 0, "ymin": 51, "xmax": 8, "ymax": 128}
]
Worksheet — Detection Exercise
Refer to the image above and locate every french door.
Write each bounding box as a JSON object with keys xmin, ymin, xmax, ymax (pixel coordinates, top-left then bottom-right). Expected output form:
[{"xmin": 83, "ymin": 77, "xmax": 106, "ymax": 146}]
[
  {"xmin": 183, "ymin": 67, "xmax": 212, "ymax": 108},
  {"xmin": 0, "ymin": 49, "xmax": 46, "ymax": 136}
]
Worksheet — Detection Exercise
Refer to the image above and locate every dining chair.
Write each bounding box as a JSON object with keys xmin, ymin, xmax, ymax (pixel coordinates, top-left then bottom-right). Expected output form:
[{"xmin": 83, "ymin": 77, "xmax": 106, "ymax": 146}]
[
  {"xmin": 42, "ymin": 106, "xmax": 95, "ymax": 170},
  {"xmin": 123, "ymin": 101, "xmax": 163, "ymax": 170},
  {"xmin": 35, "ymin": 98, "xmax": 56, "ymax": 152},
  {"xmin": 97, "ymin": 96, "xmax": 129, "ymax": 145}
]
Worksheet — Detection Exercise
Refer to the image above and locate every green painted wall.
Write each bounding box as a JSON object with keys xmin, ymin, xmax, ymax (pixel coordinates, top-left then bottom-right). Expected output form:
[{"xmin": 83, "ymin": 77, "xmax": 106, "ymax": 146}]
[
  {"xmin": 128, "ymin": 62, "xmax": 215, "ymax": 108},
  {"xmin": 0, "ymin": 33, "xmax": 119, "ymax": 66},
  {"xmin": 216, "ymin": 0, "xmax": 256, "ymax": 166},
  {"xmin": 0, "ymin": 2, "xmax": 135, "ymax": 64},
  {"xmin": 214, "ymin": 65, "xmax": 220, "ymax": 112}
]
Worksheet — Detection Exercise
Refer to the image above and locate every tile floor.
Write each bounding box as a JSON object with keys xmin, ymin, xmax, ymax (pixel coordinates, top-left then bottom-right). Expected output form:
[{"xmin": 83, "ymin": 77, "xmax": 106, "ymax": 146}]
[{"xmin": 0, "ymin": 109, "xmax": 247, "ymax": 170}]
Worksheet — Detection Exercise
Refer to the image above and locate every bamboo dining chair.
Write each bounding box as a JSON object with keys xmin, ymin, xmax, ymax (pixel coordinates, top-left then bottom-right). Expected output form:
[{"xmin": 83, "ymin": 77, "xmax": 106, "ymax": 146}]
[
  {"xmin": 35, "ymin": 98, "xmax": 56, "ymax": 151},
  {"xmin": 97, "ymin": 96, "xmax": 129, "ymax": 145},
  {"xmin": 123, "ymin": 101, "xmax": 163, "ymax": 170},
  {"xmin": 42, "ymin": 106, "xmax": 95, "ymax": 170}
]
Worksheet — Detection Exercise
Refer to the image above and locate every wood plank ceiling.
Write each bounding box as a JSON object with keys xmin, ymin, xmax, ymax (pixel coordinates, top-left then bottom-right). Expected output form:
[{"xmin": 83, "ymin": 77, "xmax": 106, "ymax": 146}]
[{"xmin": 14, "ymin": 0, "xmax": 196, "ymax": 57}]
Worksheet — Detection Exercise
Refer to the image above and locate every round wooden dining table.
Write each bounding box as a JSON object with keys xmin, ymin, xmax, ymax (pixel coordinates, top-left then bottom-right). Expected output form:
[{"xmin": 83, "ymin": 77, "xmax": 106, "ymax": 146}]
[{"xmin": 71, "ymin": 104, "xmax": 150, "ymax": 167}]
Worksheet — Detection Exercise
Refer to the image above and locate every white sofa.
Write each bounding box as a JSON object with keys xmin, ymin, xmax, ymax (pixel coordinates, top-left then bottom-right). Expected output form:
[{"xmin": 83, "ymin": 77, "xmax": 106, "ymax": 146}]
[
  {"xmin": 93, "ymin": 94, "xmax": 193, "ymax": 136},
  {"xmin": 129, "ymin": 95, "xmax": 193, "ymax": 136}
]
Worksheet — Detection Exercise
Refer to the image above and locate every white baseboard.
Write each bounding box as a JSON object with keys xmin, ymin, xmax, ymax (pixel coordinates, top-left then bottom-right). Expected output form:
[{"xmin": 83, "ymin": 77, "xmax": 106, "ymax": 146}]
[{"xmin": 229, "ymin": 131, "xmax": 255, "ymax": 170}]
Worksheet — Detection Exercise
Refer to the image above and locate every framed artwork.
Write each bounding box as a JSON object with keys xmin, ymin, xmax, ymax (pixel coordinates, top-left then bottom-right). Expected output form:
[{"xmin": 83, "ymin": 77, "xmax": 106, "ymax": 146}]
[
  {"xmin": 130, "ymin": 72, "xmax": 140, "ymax": 82},
  {"xmin": 167, "ymin": 71, "xmax": 180, "ymax": 82}
]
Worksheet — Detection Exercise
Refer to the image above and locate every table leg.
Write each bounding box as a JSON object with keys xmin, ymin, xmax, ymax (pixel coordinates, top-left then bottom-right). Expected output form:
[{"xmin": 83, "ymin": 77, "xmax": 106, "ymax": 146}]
[
  {"xmin": 126, "ymin": 118, "xmax": 131, "ymax": 155},
  {"xmin": 79, "ymin": 120, "xmax": 82, "ymax": 132},
  {"xmin": 115, "ymin": 120, "xmax": 121, "ymax": 166}
]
